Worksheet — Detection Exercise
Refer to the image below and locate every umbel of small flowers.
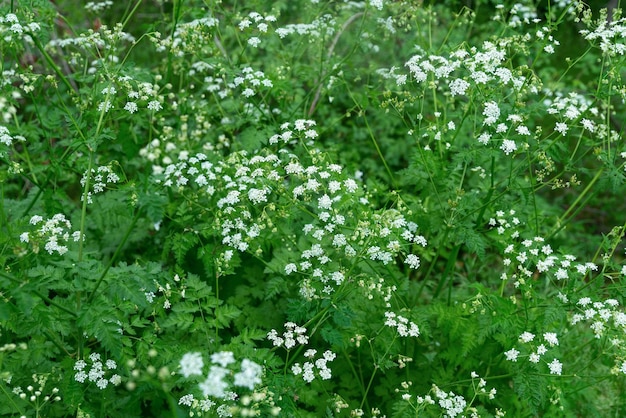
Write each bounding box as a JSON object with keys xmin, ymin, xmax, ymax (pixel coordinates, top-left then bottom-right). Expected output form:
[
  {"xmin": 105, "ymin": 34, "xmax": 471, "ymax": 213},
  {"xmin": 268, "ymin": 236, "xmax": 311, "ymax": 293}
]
[
  {"xmin": 19, "ymin": 214, "xmax": 82, "ymax": 256},
  {"xmin": 177, "ymin": 351, "xmax": 264, "ymax": 414},
  {"xmin": 503, "ymin": 331, "xmax": 563, "ymax": 375},
  {"xmin": 398, "ymin": 372, "xmax": 502, "ymax": 417},
  {"xmin": 155, "ymin": 120, "xmax": 427, "ymax": 300},
  {"xmin": 74, "ymin": 352, "xmax": 122, "ymax": 390},
  {"xmin": 267, "ymin": 322, "xmax": 337, "ymax": 383}
]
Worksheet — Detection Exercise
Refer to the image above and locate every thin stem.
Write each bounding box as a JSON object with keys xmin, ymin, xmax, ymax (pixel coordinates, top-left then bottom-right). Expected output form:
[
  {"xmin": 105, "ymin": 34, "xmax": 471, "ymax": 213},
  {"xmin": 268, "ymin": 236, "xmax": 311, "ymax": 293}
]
[
  {"xmin": 86, "ymin": 209, "xmax": 141, "ymax": 304},
  {"xmin": 547, "ymin": 167, "xmax": 603, "ymax": 241},
  {"xmin": 0, "ymin": 271, "xmax": 76, "ymax": 317},
  {"xmin": 308, "ymin": 12, "xmax": 364, "ymax": 116}
]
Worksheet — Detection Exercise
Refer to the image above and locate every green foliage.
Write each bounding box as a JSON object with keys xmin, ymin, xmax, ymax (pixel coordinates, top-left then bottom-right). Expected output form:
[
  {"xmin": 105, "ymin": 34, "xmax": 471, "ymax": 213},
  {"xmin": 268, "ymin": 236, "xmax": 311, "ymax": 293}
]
[{"xmin": 1, "ymin": 0, "xmax": 626, "ymax": 416}]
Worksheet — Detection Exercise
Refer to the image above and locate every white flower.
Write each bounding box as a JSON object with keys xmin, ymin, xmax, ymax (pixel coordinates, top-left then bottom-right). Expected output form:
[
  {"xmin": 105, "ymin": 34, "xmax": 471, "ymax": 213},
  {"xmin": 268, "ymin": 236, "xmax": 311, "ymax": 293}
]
[
  {"xmin": 504, "ymin": 348, "xmax": 519, "ymax": 361},
  {"xmin": 555, "ymin": 122, "xmax": 568, "ymax": 135},
  {"xmin": 211, "ymin": 351, "xmax": 235, "ymax": 367},
  {"xmin": 179, "ymin": 352, "xmax": 204, "ymax": 377},
  {"xmin": 233, "ymin": 359, "xmax": 262, "ymax": 390},
  {"xmin": 519, "ymin": 331, "xmax": 535, "ymax": 343},
  {"xmin": 500, "ymin": 139, "xmax": 517, "ymax": 155},
  {"xmin": 548, "ymin": 359, "xmax": 562, "ymax": 375},
  {"xmin": 147, "ymin": 100, "xmax": 162, "ymax": 111},
  {"xmin": 405, "ymin": 254, "xmax": 420, "ymax": 269},
  {"xmin": 199, "ymin": 366, "xmax": 229, "ymax": 398},
  {"xmin": 285, "ymin": 263, "xmax": 297, "ymax": 275},
  {"xmin": 248, "ymin": 37, "xmax": 261, "ymax": 47},
  {"xmin": 449, "ymin": 78, "xmax": 470, "ymax": 96},
  {"xmin": 318, "ymin": 194, "xmax": 332, "ymax": 210},
  {"xmin": 543, "ymin": 332, "xmax": 559, "ymax": 347},
  {"xmin": 369, "ymin": 0, "xmax": 383, "ymax": 10},
  {"xmin": 124, "ymin": 102, "xmax": 138, "ymax": 114}
]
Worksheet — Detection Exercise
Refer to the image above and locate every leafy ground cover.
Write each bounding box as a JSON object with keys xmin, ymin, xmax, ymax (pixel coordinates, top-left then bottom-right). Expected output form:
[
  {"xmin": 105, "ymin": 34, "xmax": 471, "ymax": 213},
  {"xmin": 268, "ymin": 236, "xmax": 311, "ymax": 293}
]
[{"xmin": 1, "ymin": 0, "xmax": 626, "ymax": 416}]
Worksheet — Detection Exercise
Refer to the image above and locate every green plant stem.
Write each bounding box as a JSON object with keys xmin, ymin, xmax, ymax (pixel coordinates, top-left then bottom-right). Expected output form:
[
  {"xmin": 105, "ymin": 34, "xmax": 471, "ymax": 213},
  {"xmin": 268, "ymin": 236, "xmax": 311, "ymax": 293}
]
[
  {"xmin": 0, "ymin": 271, "xmax": 76, "ymax": 317},
  {"xmin": 432, "ymin": 243, "xmax": 461, "ymax": 301},
  {"xmin": 362, "ymin": 111, "xmax": 397, "ymax": 188},
  {"xmin": 86, "ymin": 209, "xmax": 141, "ymax": 304},
  {"xmin": 77, "ymin": 151, "xmax": 94, "ymax": 262},
  {"xmin": 31, "ymin": 36, "xmax": 76, "ymax": 95},
  {"xmin": 0, "ymin": 383, "xmax": 24, "ymax": 416},
  {"xmin": 547, "ymin": 167, "xmax": 603, "ymax": 241}
]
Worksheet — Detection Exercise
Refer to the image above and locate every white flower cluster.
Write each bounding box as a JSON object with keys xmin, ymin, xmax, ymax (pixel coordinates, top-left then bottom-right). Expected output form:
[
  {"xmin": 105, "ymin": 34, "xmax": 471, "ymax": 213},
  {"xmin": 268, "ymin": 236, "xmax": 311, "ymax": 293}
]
[
  {"xmin": 153, "ymin": 17, "xmax": 218, "ymax": 56},
  {"xmin": 267, "ymin": 323, "xmax": 337, "ymax": 383},
  {"xmin": 238, "ymin": 11, "xmax": 277, "ymax": 48},
  {"xmin": 46, "ymin": 23, "xmax": 135, "ymax": 75},
  {"xmin": 156, "ymin": 122, "xmax": 426, "ymax": 298},
  {"xmin": 178, "ymin": 350, "xmax": 263, "ymax": 412},
  {"xmin": 396, "ymin": 40, "xmax": 539, "ymax": 156},
  {"xmin": 504, "ymin": 331, "xmax": 562, "ymax": 375},
  {"xmin": 0, "ymin": 91, "xmax": 20, "ymax": 123},
  {"xmin": 80, "ymin": 164, "xmax": 121, "ymax": 203},
  {"xmin": 267, "ymin": 322, "xmax": 309, "ymax": 349},
  {"xmin": 74, "ymin": 352, "xmax": 121, "ymax": 389},
  {"xmin": 9, "ymin": 373, "xmax": 61, "ymax": 409},
  {"xmin": 384, "ymin": 311, "xmax": 420, "ymax": 337},
  {"xmin": 0, "ymin": 12, "xmax": 41, "ymax": 45},
  {"xmin": 85, "ymin": 1, "xmax": 113, "ymax": 13},
  {"xmin": 545, "ymin": 91, "xmax": 599, "ymax": 135},
  {"xmin": 580, "ymin": 15, "xmax": 626, "ymax": 56},
  {"xmin": 291, "ymin": 349, "xmax": 336, "ymax": 383},
  {"xmin": 230, "ymin": 66, "xmax": 274, "ymax": 99},
  {"xmin": 490, "ymin": 210, "xmax": 601, "ymax": 288},
  {"xmin": 507, "ymin": 3, "xmax": 539, "ymax": 27},
  {"xmin": 0, "ymin": 125, "xmax": 25, "ymax": 148},
  {"xmin": 432, "ymin": 385, "xmax": 467, "ymax": 418},
  {"xmin": 275, "ymin": 14, "xmax": 337, "ymax": 39},
  {"xmin": 19, "ymin": 213, "xmax": 82, "ymax": 255},
  {"xmin": 404, "ymin": 373, "xmax": 500, "ymax": 417},
  {"xmin": 570, "ymin": 297, "xmax": 626, "ymax": 343}
]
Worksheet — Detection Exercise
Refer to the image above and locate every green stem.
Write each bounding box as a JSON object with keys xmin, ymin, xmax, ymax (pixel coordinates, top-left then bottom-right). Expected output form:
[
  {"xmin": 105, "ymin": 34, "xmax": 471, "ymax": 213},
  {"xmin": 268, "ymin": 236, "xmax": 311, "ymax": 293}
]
[
  {"xmin": 0, "ymin": 271, "xmax": 76, "ymax": 317},
  {"xmin": 31, "ymin": 36, "xmax": 76, "ymax": 95},
  {"xmin": 547, "ymin": 167, "xmax": 603, "ymax": 241},
  {"xmin": 362, "ymin": 112, "xmax": 396, "ymax": 188},
  {"xmin": 86, "ymin": 209, "xmax": 141, "ymax": 304}
]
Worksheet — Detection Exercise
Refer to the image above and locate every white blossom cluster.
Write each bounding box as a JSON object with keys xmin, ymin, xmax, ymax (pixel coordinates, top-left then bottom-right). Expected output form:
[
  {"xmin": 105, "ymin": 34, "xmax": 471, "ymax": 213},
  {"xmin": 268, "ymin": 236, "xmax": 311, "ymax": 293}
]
[
  {"xmin": 74, "ymin": 352, "xmax": 122, "ymax": 389},
  {"xmin": 156, "ymin": 123, "xmax": 427, "ymax": 298},
  {"xmin": 275, "ymin": 14, "xmax": 337, "ymax": 39},
  {"xmin": 19, "ymin": 213, "xmax": 82, "ymax": 255},
  {"xmin": 46, "ymin": 23, "xmax": 135, "ymax": 75},
  {"xmin": 80, "ymin": 164, "xmax": 121, "ymax": 203},
  {"xmin": 153, "ymin": 17, "xmax": 219, "ymax": 56},
  {"xmin": 291, "ymin": 349, "xmax": 336, "ymax": 383},
  {"xmin": 489, "ymin": 210, "xmax": 600, "ymax": 289},
  {"xmin": 267, "ymin": 323, "xmax": 337, "ymax": 383},
  {"xmin": 229, "ymin": 66, "xmax": 274, "ymax": 99},
  {"xmin": 0, "ymin": 125, "xmax": 25, "ymax": 149},
  {"xmin": 392, "ymin": 39, "xmax": 540, "ymax": 156},
  {"xmin": 238, "ymin": 11, "xmax": 277, "ymax": 48},
  {"xmin": 504, "ymin": 331, "xmax": 562, "ymax": 375},
  {"xmin": 580, "ymin": 15, "xmax": 626, "ymax": 56},
  {"xmin": 9, "ymin": 373, "xmax": 61, "ymax": 409},
  {"xmin": 267, "ymin": 322, "xmax": 309, "ymax": 349},
  {"xmin": 544, "ymin": 91, "xmax": 599, "ymax": 136},
  {"xmin": 506, "ymin": 3, "xmax": 539, "ymax": 28},
  {"xmin": 568, "ymin": 297, "xmax": 626, "ymax": 360},
  {"xmin": 84, "ymin": 1, "xmax": 113, "ymax": 13},
  {"xmin": 178, "ymin": 351, "xmax": 265, "ymax": 416},
  {"xmin": 384, "ymin": 311, "xmax": 420, "ymax": 337},
  {"xmin": 0, "ymin": 12, "xmax": 41, "ymax": 45},
  {"xmin": 401, "ymin": 373, "xmax": 501, "ymax": 418}
]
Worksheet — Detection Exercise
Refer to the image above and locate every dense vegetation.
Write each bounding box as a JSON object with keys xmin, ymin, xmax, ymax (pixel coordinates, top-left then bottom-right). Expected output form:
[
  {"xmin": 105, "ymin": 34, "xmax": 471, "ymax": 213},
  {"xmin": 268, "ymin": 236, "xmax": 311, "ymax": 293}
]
[{"xmin": 1, "ymin": 0, "xmax": 626, "ymax": 416}]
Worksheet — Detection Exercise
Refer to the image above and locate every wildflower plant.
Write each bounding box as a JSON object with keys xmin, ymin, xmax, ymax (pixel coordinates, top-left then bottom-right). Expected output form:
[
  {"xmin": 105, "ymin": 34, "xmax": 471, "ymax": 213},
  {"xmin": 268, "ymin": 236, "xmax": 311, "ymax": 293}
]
[{"xmin": 2, "ymin": 0, "xmax": 626, "ymax": 416}]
